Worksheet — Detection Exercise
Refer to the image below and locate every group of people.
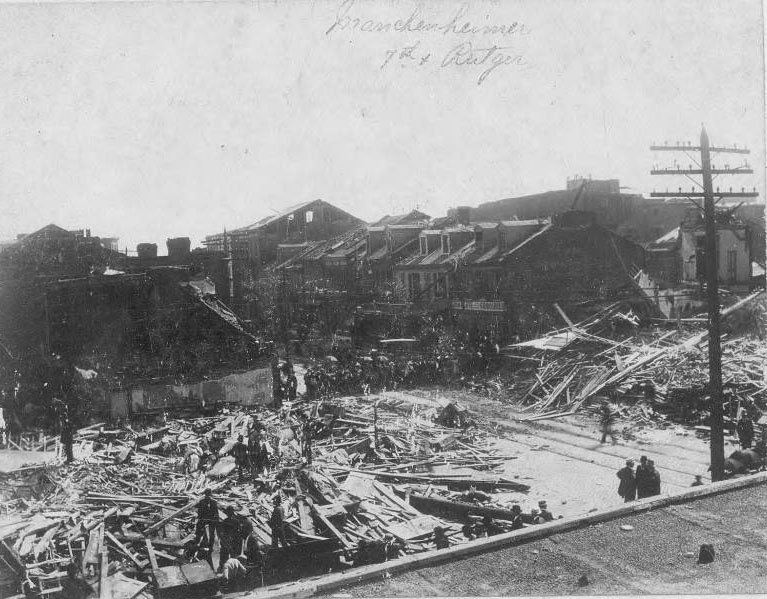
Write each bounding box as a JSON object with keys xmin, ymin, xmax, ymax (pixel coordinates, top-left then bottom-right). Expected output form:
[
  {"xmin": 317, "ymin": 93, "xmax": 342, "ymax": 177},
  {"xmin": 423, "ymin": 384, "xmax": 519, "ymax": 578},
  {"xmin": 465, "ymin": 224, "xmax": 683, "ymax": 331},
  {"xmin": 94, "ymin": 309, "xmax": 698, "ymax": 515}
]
[
  {"xmin": 298, "ymin": 351, "xmax": 469, "ymax": 400},
  {"xmin": 192, "ymin": 488, "xmax": 292, "ymax": 585},
  {"xmin": 458, "ymin": 501, "xmax": 557, "ymax": 542},
  {"xmin": 616, "ymin": 456, "xmax": 662, "ymax": 502}
]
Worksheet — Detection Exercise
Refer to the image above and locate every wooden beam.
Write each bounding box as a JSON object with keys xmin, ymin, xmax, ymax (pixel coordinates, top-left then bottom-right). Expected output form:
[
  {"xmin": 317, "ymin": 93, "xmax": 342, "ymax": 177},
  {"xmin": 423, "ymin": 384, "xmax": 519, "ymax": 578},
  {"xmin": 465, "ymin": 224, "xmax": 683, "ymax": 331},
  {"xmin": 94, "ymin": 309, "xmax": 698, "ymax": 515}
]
[
  {"xmin": 310, "ymin": 504, "xmax": 354, "ymax": 550},
  {"xmin": 144, "ymin": 496, "xmax": 203, "ymax": 536},
  {"xmin": 144, "ymin": 538, "xmax": 159, "ymax": 572}
]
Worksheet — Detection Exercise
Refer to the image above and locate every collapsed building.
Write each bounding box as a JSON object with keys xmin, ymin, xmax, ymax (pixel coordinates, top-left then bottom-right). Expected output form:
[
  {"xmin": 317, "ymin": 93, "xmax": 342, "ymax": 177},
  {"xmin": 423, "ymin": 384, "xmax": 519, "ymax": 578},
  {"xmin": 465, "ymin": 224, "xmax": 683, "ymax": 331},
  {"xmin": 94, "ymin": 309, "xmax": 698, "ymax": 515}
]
[{"xmin": 0, "ymin": 225, "xmax": 273, "ymax": 434}]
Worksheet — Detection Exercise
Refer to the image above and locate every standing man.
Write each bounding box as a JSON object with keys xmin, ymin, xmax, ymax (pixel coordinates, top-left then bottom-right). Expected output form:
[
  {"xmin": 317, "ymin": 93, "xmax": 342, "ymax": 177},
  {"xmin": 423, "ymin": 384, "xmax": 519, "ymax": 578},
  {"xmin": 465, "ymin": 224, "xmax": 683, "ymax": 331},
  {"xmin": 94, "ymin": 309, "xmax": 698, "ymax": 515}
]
[
  {"xmin": 195, "ymin": 489, "xmax": 219, "ymax": 550},
  {"xmin": 269, "ymin": 496, "xmax": 287, "ymax": 549},
  {"xmin": 60, "ymin": 417, "xmax": 74, "ymax": 463},
  {"xmin": 635, "ymin": 455, "xmax": 652, "ymax": 499},
  {"xmin": 616, "ymin": 459, "xmax": 637, "ymax": 502},
  {"xmin": 737, "ymin": 412, "xmax": 754, "ymax": 450},
  {"xmin": 647, "ymin": 459, "xmax": 661, "ymax": 496},
  {"xmin": 286, "ymin": 373, "xmax": 298, "ymax": 403},
  {"xmin": 248, "ymin": 428, "xmax": 263, "ymax": 479},
  {"xmin": 231, "ymin": 435, "xmax": 249, "ymax": 481}
]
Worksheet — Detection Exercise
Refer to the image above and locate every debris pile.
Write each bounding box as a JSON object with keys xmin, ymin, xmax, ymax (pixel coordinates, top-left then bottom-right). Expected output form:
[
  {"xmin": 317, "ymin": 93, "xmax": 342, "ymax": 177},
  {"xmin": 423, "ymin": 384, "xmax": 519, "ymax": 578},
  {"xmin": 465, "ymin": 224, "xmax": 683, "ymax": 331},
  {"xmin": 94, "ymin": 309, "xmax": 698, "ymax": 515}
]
[
  {"xmin": 0, "ymin": 394, "xmax": 536, "ymax": 597},
  {"xmin": 505, "ymin": 292, "xmax": 767, "ymax": 424}
]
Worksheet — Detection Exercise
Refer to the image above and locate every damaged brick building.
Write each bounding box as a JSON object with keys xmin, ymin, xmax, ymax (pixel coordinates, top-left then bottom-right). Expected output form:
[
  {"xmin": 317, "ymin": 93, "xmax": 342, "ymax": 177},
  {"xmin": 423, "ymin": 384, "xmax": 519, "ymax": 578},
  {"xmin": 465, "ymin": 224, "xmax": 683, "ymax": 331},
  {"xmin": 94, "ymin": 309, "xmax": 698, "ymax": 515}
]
[{"xmin": 0, "ymin": 224, "xmax": 272, "ymax": 431}]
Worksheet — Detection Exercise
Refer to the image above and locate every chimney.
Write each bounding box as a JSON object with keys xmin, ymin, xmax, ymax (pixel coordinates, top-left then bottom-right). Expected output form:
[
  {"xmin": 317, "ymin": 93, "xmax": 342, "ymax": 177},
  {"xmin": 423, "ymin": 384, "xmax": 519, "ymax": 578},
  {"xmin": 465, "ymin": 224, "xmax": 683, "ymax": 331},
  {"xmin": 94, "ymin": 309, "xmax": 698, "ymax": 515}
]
[
  {"xmin": 136, "ymin": 243, "xmax": 158, "ymax": 259},
  {"xmin": 166, "ymin": 237, "xmax": 191, "ymax": 262}
]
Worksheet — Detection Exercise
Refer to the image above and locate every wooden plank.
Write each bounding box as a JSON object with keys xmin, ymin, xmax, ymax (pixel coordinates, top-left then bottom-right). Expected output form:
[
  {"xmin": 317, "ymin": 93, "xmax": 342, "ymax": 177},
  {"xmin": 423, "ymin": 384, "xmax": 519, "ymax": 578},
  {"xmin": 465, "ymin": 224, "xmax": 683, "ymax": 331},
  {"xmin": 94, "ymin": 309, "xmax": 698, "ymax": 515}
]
[
  {"xmin": 310, "ymin": 504, "xmax": 354, "ymax": 550},
  {"xmin": 105, "ymin": 531, "xmax": 146, "ymax": 570},
  {"xmin": 144, "ymin": 496, "xmax": 202, "ymax": 535},
  {"xmin": 98, "ymin": 524, "xmax": 108, "ymax": 599},
  {"xmin": 180, "ymin": 561, "xmax": 217, "ymax": 585},
  {"xmin": 144, "ymin": 538, "xmax": 159, "ymax": 571}
]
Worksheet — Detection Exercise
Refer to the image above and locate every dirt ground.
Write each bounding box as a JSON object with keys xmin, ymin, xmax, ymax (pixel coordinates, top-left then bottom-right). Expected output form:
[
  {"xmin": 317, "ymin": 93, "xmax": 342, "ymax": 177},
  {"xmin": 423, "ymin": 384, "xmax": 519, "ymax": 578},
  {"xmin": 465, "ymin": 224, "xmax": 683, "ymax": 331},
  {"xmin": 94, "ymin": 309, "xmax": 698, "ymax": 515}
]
[{"xmin": 401, "ymin": 388, "xmax": 741, "ymax": 518}]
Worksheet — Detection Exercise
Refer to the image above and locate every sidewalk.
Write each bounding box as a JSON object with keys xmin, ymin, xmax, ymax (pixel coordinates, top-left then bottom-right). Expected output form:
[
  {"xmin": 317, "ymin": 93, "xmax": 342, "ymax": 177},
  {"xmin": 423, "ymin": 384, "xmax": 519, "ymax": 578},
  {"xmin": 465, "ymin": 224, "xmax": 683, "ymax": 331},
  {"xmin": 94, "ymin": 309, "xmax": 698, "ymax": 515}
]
[{"xmin": 323, "ymin": 478, "xmax": 767, "ymax": 597}]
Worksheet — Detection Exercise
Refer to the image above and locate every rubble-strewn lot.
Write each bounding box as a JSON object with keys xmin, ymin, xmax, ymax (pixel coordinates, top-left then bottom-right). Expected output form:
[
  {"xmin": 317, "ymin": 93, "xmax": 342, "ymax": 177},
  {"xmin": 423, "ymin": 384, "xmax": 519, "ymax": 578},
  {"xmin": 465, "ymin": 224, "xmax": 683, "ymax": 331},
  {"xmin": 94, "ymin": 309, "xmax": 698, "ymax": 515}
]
[
  {"xmin": 1, "ymin": 294, "xmax": 765, "ymax": 598},
  {"xmin": 0, "ymin": 394, "xmax": 541, "ymax": 598}
]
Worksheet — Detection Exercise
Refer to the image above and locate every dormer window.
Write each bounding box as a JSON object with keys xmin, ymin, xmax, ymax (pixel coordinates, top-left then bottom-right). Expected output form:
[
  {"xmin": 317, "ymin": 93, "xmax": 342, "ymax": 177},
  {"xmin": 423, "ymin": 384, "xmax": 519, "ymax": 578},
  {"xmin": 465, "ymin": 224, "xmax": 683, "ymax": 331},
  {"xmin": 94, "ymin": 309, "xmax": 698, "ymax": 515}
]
[
  {"xmin": 419, "ymin": 235, "xmax": 427, "ymax": 255},
  {"xmin": 441, "ymin": 235, "xmax": 451, "ymax": 255}
]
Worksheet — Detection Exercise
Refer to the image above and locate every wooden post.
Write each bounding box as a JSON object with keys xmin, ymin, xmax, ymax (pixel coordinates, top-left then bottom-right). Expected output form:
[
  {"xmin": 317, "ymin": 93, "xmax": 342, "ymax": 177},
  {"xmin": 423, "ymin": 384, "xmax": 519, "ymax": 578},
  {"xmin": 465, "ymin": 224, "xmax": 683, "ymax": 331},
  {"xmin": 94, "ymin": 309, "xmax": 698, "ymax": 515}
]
[{"xmin": 700, "ymin": 127, "xmax": 725, "ymax": 482}]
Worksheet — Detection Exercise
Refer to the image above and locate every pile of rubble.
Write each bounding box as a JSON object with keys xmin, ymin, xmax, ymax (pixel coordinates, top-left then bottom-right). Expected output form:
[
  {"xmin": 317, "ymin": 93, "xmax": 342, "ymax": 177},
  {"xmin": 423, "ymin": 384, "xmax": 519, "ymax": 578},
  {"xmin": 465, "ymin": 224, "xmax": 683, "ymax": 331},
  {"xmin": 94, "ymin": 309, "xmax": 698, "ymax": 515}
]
[
  {"xmin": 0, "ymin": 394, "xmax": 537, "ymax": 598},
  {"xmin": 505, "ymin": 292, "xmax": 767, "ymax": 425}
]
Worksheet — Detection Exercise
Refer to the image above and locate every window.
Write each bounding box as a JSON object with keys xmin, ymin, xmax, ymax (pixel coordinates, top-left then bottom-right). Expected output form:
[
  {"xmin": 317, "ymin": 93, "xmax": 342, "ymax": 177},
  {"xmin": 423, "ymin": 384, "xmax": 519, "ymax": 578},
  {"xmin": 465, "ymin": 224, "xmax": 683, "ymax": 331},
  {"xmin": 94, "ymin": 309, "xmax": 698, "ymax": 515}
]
[
  {"xmin": 305, "ymin": 210, "xmax": 313, "ymax": 223},
  {"xmin": 435, "ymin": 274, "xmax": 447, "ymax": 298},
  {"xmin": 419, "ymin": 235, "xmax": 427, "ymax": 255},
  {"xmin": 475, "ymin": 230, "xmax": 483, "ymax": 248},
  {"xmin": 441, "ymin": 235, "xmax": 451, "ymax": 255},
  {"xmin": 407, "ymin": 273, "xmax": 421, "ymax": 299}
]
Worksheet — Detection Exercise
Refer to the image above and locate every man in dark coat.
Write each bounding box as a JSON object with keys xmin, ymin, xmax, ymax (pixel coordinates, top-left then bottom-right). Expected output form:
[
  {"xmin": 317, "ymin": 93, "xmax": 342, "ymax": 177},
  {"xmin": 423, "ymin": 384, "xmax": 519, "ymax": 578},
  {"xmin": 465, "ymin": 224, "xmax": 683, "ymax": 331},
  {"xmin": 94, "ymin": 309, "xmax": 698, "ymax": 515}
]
[
  {"xmin": 269, "ymin": 496, "xmax": 287, "ymax": 549},
  {"xmin": 231, "ymin": 435, "xmax": 249, "ymax": 480},
  {"xmin": 647, "ymin": 459, "xmax": 661, "ymax": 496},
  {"xmin": 60, "ymin": 417, "xmax": 75, "ymax": 463},
  {"xmin": 509, "ymin": 504, "xmax": 525, "ymax": 530},
  {"xmin": 195, "ymin": 489, "xmax": 219, "ymax": 549},
  {"xmin": 737, "ymin": 413, "xmax": 754, "ymax": 449},
  {"xmin": 635, "ymin": 455, "xmax": 653, "ymax": 499},
  {"xmin": 616, "ymin": 459, "xmax": 636, "ymax": 502}
]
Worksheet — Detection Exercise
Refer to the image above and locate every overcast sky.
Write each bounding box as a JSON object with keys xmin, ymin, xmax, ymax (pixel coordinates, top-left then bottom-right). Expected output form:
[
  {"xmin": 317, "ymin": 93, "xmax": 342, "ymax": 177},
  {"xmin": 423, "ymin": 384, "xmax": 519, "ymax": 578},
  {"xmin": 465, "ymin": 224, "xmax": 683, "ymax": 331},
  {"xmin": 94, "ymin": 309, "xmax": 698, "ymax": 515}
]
[{"xmin": 0, "ymin": 0, "xmax": 763, "ymax": 253}]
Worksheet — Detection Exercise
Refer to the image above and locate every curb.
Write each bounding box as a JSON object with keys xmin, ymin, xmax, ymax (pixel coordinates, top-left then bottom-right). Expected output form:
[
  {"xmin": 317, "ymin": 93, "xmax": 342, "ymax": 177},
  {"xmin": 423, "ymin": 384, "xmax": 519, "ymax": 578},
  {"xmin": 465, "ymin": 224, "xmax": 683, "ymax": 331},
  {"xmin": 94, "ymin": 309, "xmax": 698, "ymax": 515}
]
[{"xmin": 228, "ymin": 471, "xmax": 767, "ymax": 599}]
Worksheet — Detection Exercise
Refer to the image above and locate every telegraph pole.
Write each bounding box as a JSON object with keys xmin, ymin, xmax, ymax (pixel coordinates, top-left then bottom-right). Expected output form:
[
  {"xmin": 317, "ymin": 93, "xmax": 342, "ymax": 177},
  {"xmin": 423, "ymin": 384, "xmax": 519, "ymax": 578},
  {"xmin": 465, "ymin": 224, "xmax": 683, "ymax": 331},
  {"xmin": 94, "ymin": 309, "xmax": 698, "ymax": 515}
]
[
  {"xmin": 699, "ymin": 128, "xmax": 724, "ymax": 481},
  {"xmin": 650, "ymin": 128, "xmax": 757, "ymax": 481}
]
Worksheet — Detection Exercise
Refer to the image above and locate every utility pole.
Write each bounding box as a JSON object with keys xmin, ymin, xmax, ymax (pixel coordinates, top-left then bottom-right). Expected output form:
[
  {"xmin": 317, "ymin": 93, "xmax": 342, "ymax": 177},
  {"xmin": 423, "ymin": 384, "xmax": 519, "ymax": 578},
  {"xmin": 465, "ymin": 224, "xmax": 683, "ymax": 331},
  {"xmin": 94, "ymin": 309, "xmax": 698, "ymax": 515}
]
[{"xmin": 650, "ymin": 128, "xmax": 757, "ymax": 481}]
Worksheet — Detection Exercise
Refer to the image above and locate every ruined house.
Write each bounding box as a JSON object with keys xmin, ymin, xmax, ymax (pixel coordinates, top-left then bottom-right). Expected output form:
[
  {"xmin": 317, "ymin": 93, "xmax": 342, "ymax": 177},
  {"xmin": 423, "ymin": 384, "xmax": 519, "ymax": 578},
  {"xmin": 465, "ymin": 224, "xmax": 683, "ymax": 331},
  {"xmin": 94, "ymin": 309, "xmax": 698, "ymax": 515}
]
[
  {"xmin": 679, "ymin": 209, "xmax": 752, "ymax": 291},
  {"xmin": 0, "ymin": 224, "xmax": 272, "ymax": 427},
  {"xmin": 202, "ymin": 199, "xmax": 365, "ymax": 317}
]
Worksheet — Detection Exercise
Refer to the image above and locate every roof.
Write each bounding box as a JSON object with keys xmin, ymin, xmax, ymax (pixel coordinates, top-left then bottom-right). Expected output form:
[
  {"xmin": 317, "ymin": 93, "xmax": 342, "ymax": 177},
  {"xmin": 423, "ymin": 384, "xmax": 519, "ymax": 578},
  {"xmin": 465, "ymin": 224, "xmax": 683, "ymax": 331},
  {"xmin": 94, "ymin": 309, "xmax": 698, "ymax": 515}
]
[
  {"xmin": 396, "ymin": 240, "xmax": 476, "ymax": 269},
  {"xmin": 500, "ymin": 219, "xmax": 549, "ymax": 227},
  {"xmin": 372, "ymin": 210, "xmax": 431, "ymax": 226},
  {"xmin": 3, "ymin": 223, "xmax": 73, "ymax": 249},
  {"xmin": 654, "ymin": 227, "xmax": 680, "ymax": 244},
  {"xmin": 501, "ymin": 223, "xmax": 554, "ymax": 259}
]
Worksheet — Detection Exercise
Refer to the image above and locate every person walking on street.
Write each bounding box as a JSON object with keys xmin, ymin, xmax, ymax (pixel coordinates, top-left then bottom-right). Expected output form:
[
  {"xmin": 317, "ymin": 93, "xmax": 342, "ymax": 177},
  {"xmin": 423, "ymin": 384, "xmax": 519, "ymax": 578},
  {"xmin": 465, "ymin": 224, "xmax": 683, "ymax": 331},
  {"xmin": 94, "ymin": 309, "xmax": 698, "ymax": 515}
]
[
  {"xmin": 617, "ymin": 459, "xmax": 637, "ymax": 502},
  {"xmin": 737, "ymin": 412, "xmax": 754, "ymax": 449},
  {"xmin": 195, "ymin": 489, "xmax": 219, "ymax": 550},
  {"xmin": 599, "ymin": 402, "xmax": 619, "ymax": 444}
]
